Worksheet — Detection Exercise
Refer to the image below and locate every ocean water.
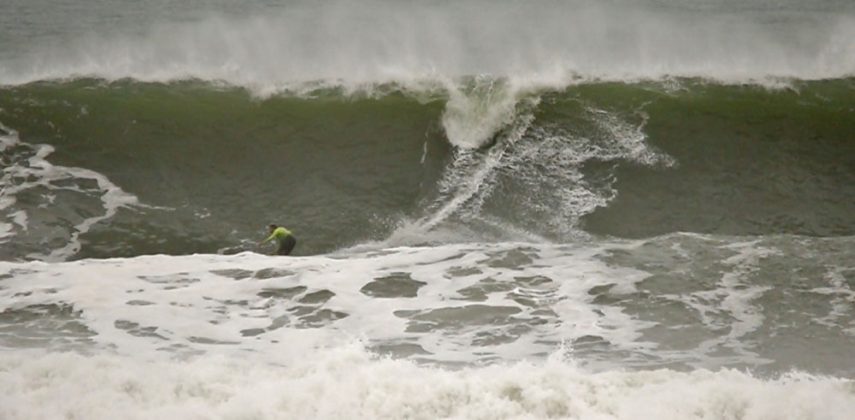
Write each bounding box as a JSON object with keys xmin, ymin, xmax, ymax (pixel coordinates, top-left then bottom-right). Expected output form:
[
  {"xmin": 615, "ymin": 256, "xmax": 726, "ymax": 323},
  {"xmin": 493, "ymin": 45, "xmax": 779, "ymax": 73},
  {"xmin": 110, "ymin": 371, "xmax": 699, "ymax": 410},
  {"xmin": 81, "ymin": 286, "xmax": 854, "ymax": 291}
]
[{"xmin": 1, "ymin": 0, "xmax": 854, "ymax": 418}]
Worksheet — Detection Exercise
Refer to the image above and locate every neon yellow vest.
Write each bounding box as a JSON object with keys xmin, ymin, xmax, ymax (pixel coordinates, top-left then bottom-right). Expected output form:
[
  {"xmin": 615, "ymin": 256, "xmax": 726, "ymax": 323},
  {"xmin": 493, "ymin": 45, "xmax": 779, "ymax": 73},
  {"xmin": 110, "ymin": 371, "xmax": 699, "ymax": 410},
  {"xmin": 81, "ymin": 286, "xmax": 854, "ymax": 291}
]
[{"xmin": 264, "ymin": 227, "xmax": 292, "ymax": 243}]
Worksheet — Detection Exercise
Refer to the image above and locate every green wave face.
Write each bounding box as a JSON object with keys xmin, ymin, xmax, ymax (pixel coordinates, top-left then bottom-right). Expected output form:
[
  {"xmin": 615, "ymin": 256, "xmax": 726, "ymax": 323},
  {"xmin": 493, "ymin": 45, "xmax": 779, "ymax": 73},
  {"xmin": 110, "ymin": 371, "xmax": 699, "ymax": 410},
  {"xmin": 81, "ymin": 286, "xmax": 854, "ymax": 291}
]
[{"xmin": 1, "ymin": 78, "xmax": 853, "ymax": 260}]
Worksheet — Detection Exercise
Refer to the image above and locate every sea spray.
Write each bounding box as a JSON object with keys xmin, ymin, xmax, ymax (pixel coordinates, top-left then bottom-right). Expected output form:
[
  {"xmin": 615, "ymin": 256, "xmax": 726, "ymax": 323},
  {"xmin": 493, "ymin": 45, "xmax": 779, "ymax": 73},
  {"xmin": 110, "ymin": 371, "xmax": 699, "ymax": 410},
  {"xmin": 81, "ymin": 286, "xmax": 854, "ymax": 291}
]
[
  {"xmin": 1, "ymin": 345, "xmax": 853, "ymax": 420},
  {"xmin": 2, "ymin": 0, "xmax": 853, "ymax": 89}
]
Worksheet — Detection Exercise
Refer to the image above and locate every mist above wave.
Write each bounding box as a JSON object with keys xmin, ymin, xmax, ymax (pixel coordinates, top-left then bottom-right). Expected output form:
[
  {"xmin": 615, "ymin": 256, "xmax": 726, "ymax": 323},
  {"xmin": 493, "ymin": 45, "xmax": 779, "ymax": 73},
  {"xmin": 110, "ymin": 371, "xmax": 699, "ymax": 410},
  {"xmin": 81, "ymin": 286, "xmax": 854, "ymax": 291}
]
[{"xmin": 2, "ymin": 0, "xmax": 852, "ymax": 90}]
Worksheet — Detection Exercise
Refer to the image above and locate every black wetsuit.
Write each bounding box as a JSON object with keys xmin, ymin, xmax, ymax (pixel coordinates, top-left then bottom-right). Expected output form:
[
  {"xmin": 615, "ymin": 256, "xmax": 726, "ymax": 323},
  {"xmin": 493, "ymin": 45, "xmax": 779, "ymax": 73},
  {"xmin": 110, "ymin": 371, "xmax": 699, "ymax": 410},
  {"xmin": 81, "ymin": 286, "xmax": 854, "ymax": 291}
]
[{"xmin": 276, "ymin": 234, "xmax": 297, "ymax": 256}]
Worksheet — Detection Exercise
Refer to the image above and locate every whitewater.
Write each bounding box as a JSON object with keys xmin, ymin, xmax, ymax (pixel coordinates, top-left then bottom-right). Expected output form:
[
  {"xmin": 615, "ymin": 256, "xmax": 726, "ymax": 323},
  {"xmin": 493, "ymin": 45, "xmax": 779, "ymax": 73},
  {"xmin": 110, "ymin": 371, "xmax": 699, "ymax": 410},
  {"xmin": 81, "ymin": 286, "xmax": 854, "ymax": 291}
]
[
  {"xmin": 2, "ymin": 0, "xmax": 855, "ymax": 419},
  {"xmin": 2, "ymin": 238, "xmax": 855, "ymax": 419}
]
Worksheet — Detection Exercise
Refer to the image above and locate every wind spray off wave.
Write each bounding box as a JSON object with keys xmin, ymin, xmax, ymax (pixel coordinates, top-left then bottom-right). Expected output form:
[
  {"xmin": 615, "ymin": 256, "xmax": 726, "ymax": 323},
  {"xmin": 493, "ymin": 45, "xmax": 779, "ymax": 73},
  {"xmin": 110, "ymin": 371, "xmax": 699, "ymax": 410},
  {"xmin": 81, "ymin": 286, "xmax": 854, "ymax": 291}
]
[
  {"xmin": 2, "ymin": 0, "xmax": 854, "ymax": 90},
  {"xmin": 2, "ymin": 1, "xmax": 855, "ymax": 418}
]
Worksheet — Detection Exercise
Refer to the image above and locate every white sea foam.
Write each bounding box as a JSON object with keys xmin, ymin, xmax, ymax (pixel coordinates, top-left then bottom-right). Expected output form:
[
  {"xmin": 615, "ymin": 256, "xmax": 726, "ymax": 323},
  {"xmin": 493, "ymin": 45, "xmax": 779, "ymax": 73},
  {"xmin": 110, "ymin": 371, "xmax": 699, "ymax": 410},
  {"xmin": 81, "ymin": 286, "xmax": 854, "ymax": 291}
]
[
  {"xmin": 0, "ymin": 244, "xmax": 650, "ymax": 363},
  {"xmin": 1, "ymin": 235, "xmax": 854, "ymax": 420},
  {"xmin": 390, "ymin": 102, "xmax": 674, "ymax": 242},
  {"xmin": 0, "ymin": 345, "xmax": 853, "ymax": 420},
  {"xmin": 1, "ymin": 1, "xmax": 852, "ymax": 88},
  {"xmin": 2, "ymin": 236, "xmax": 853, "ymax": 369},
  {"xmin": 811, "ymin": 266, "xmax": 855, "ymax": 334},
  {"xmin": 0, "ymin": 124, "xmax": 139, "ymax": 261}
]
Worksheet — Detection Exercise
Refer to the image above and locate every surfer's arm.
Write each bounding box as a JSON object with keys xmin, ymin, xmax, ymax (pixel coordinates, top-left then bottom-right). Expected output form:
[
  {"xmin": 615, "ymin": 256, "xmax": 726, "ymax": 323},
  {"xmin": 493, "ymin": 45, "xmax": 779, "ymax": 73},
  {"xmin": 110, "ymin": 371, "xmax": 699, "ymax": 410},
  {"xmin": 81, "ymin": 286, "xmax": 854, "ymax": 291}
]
[{"xmin": 258, "ymin": 233, "xmax": 276, "ymax": 245}]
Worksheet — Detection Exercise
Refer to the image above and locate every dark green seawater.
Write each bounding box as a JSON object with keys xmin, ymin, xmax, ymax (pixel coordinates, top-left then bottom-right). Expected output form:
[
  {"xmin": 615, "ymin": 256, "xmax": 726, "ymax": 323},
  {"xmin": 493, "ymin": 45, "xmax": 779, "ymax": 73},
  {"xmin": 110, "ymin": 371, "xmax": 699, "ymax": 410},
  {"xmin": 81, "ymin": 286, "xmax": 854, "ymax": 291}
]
[
  {"xmin": 2, "ymin": 2, "xmax": 855, "ymax": 418},
  {"xmin": 2, "ymin": 79, "xmax": 853, "ymax": 259}
]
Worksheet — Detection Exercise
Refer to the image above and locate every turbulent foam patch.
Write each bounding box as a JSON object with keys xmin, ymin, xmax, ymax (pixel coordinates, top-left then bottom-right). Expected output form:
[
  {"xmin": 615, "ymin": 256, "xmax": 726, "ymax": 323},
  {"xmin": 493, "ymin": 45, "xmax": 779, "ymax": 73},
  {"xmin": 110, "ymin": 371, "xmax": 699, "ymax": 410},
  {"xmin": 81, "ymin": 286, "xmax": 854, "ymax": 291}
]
[
  {"xmin": 0, "ymin": 124, "xmax": 138, "ymax": 261},
  {"xmin": 0, "ymin": 245, "xmax": 641, "ymax": 363},
  {"xmin": 440, "ymin": 78, "xmax": 530, "ymax": 149},
  {"xmin": 1, "ymin": 346, "xmax": 854, "ymax": 420},
  {"xmin": 1, "ymin": 235, "xmax": 853, "ymax": 372},
  {"xmin": 391, "ymin": 101, "xmax": 675, "ymax": 244}
]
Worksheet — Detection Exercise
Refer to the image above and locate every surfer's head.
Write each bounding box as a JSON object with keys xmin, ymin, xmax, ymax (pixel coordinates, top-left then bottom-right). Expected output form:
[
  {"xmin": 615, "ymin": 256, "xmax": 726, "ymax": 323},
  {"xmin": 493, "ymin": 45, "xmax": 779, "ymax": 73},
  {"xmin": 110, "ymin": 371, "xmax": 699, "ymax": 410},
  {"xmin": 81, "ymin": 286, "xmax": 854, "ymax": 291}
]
[{"xmin": 268, "ymin": 224, "xmax": 278, "ymax": 233}]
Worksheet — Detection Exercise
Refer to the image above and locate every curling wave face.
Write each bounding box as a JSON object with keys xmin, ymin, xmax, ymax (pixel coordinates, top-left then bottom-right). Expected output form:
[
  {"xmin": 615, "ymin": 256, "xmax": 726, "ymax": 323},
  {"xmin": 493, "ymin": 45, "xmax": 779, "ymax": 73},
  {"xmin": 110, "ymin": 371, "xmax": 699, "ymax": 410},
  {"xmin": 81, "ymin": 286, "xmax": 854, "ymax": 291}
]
[
  {"xmin": 1, "ymin": 1, "xmax": 855, "ymax": 417},
  {"xmin": 1, "ymin": 80, "xmax": 853, "ymax": 259}
]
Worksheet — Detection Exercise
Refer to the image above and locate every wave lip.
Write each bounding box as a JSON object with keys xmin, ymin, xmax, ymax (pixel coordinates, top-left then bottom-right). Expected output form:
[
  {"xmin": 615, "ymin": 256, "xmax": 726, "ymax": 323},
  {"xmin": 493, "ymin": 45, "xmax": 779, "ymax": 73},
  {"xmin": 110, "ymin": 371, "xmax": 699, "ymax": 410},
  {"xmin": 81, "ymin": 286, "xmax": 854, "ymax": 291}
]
[{"xmin": 1, "ymin": 1, "xmax": 854, "ymax": 90}]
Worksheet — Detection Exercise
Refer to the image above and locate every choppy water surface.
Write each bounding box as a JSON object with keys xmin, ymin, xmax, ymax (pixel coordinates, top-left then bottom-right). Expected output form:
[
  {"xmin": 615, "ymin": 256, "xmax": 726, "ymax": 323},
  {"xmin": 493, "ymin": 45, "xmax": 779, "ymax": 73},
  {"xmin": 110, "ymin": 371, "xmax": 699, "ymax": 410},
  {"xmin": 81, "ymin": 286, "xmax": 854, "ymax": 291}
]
[{"xmin": 1, "ymin": 0, "xmax": 854, "ymax": 418}]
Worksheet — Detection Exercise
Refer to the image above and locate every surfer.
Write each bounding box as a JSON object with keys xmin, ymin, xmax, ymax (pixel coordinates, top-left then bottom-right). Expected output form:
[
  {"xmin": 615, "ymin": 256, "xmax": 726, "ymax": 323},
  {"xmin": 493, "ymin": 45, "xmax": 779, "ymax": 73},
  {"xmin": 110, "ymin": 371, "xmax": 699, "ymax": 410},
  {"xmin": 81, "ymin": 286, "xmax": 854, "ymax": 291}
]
[{"xmin": 258, "ymin": 224, "xmax": 297, "ymax": 256}]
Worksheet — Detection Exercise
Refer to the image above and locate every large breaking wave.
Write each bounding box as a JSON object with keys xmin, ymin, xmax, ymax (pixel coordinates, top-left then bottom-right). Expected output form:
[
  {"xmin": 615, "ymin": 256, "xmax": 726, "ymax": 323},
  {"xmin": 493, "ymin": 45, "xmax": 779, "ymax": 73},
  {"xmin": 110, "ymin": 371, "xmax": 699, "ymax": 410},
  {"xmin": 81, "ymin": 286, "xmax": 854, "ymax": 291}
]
[{"xmin": 3, "ymin": 0, "xmax": 854, "ymax": 88}]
